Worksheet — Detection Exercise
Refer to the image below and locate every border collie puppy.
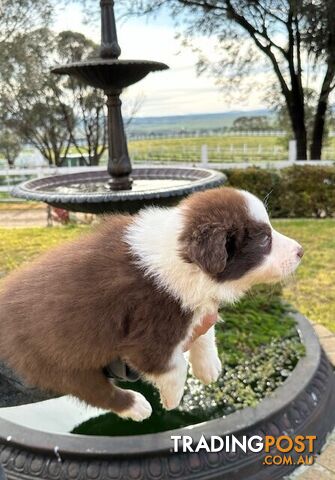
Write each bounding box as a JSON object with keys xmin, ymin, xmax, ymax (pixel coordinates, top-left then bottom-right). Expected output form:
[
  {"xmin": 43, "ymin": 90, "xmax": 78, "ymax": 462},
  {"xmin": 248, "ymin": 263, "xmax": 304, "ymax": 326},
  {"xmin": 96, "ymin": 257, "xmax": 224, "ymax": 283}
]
[{"xmin": 0, "ymin": 188, "xmax": 303, "ymax": 421}]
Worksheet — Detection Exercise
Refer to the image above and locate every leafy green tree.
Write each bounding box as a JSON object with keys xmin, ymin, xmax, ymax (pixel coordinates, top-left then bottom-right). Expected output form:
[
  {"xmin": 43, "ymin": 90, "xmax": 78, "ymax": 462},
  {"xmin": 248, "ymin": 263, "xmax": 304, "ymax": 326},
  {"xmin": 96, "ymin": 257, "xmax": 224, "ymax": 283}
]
[
  {"xmin": 55, "ymin": 31, "xmax": 107, "ymax": 166},
  {"xmin": 232, "ymin": 116, "xmax": 271, "ymax": 131},
  {"xmin": 0, "ymin": 128, "xmax": 22, "ymax": 168},
  {"xmin": 0, "ymin": 0, "xmax": 52, "ymax": 43},
  {"xmin": 0, "ymin": 28, "xmax": 109, "ymax": 167},
  {"xmin": 123, "ymin": 0, "xmax": 335, "ymax": 160},
  {"xmin": 0, "ymin": 28, "xmax": 74, "ymax": 166}
]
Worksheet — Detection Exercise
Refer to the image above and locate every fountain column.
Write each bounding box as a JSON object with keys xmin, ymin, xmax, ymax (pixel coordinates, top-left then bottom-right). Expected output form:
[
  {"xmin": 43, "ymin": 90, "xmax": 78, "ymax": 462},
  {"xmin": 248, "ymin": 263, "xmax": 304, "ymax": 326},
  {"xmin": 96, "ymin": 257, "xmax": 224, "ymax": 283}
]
[
  {"xmin": 100, "ymin": 0, "xmax": 121, "ymax": 59},
  {"xmin": 106, "ymin": 92, "xmax": 132, "ymax": 190},
  {"xmin": 100, "ymin": 0, "xmax": 133, "ymax": 190}
]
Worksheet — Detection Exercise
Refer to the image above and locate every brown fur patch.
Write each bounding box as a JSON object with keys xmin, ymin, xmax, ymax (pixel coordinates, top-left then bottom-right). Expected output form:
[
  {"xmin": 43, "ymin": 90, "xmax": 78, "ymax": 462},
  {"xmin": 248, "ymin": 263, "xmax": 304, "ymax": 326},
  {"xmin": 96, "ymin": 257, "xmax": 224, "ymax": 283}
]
[
  {"xmin": 179, "ymin": 188, "xmax": 272, "ymax": 282},
  {"xmin": 0, "ymin": 215, "xmax": 192, "ymax": 412}
]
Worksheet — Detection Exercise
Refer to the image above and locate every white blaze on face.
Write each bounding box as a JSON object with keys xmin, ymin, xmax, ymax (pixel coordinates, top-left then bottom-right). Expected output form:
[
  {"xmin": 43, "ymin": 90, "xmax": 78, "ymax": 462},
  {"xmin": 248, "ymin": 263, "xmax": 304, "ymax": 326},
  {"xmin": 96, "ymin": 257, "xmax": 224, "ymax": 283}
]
[{"xmin": 240, "ymin": 190, "xmax": 303, "ymax": 282}]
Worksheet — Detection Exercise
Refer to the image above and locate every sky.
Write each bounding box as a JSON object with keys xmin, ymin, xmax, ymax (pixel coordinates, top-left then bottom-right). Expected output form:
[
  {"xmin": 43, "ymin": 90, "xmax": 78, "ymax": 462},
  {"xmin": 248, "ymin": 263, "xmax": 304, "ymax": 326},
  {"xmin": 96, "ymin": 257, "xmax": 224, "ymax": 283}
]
[{"xmin": 53, "ymin": 3, "xmax": 267, "ymax": 117}]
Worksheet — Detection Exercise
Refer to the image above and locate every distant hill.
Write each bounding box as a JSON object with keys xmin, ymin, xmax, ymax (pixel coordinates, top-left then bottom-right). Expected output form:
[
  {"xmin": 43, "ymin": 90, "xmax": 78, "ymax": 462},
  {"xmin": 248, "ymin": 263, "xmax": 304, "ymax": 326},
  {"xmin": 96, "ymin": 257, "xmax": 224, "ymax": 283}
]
[{"xmin": 126, "ymin": 110, "xmax": 275, "ymax": 137}]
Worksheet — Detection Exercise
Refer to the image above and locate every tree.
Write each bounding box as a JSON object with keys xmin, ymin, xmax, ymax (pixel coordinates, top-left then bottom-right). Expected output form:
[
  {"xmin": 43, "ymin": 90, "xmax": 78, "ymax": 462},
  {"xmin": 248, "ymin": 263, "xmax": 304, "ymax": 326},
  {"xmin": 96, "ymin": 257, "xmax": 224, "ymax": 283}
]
[
  {"xmin": 0, "ymin": 0, "xmax": 52, "ymax": 43},
  {"xmin": 0, "ymin": 28, "xmax": 74, "ymax": 166},
  {"xmin": 304, "ymin": 1, "xmax": 335, "ymax": 159},
  {"xmin": 266, "ymin": 85, "xmax": 323, "ymax": 143},
  {"xmin": 0, "ymin": 29, "xmax": 108, "ymax": 167},
  {"xmin": 232, "ymin": 115, "xmax": 271, "ymax": 131},
  {"xmin": 55, "ymin": 31, "xmax": 107, "ymax": 166},
  {"xmin": 0, "ymin": 128, "xmax": 22, "ymax": 168},
  {"xmin": 123, "ymin": 0, "xmax": 335, "ymax": 160}
]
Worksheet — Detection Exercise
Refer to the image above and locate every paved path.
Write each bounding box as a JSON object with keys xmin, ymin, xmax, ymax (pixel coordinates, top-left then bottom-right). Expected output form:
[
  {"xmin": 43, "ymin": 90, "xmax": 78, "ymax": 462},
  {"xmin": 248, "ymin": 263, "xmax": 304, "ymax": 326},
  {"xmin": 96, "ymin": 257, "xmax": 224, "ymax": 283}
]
[
  {"xmin": 293, "ymin": 323, "xmax": 335, "ymax": 480},
  {"xmin": 0, "ymin": 205, "xmax": 94, "ymax": 227},
  {"xmin": 0, "ymin": 204, "xmax": 47, "ymax": 227}
]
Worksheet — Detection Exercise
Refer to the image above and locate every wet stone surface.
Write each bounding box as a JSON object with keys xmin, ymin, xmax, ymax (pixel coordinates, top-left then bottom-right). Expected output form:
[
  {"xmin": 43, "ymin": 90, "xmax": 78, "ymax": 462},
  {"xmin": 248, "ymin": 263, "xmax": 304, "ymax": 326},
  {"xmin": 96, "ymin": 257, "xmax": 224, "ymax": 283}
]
[{"xmin": 0, "ymin": 361, "xmax": 52, "ymax": 407}]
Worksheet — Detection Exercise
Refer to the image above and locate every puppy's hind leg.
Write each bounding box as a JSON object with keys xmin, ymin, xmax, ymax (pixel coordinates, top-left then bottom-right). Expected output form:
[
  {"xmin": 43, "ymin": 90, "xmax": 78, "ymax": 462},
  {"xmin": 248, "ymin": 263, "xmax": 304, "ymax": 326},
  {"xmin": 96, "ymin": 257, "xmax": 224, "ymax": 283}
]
[{"xmin": 49, "ymin": 368, "xmax": 152, "ymax": 422}]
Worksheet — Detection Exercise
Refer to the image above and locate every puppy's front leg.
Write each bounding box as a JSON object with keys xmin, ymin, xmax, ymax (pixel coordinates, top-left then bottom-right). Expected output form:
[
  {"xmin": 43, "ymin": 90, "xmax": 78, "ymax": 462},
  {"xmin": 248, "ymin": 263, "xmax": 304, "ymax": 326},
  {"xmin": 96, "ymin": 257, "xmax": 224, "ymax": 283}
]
[
  {"xmin": 146, "ymin": 348, "xmax": 188, "ymax": 410},
  {"xmin": 189, "ymin": 326, "xmax": 222, "ymax": 385}
]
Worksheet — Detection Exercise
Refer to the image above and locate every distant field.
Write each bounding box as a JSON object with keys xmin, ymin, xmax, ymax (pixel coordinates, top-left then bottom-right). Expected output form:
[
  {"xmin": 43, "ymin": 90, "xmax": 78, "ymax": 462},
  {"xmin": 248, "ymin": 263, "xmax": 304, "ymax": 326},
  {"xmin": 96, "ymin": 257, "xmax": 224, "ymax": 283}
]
[
  {"xmin": 128, "ymin": 136, "xmax": 335, "ymax": 163},
  {"xmin": 1, "ymin": 135, "xmax": 335, "ymax": 170},
  {"xmin": 128, "ymin": 135, "xmax": 287, "ymax": 163},
  {"xmin": 127, "ymin": 110, "xmax": 273, "ymax": 134}
]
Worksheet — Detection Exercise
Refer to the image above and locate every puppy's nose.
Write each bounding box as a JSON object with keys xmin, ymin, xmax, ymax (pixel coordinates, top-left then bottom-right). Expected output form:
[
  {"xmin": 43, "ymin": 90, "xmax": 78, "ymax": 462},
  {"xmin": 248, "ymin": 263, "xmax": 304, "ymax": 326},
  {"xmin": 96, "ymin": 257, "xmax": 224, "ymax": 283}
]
[{"xmin": 296, "ymin": 245, "xmax": 304, "ymax": 259}]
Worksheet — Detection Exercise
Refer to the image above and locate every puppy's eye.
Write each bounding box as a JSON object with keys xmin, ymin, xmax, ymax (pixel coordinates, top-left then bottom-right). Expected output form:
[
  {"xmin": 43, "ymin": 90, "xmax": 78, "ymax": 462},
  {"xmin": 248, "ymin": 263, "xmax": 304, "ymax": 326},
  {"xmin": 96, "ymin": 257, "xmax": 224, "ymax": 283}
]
[
  {"xmin": 259, "ymin": 234, "xmax": 271, "ymax": 248},
  {"xmin": 226, "ymin": 235, "xmax": 236, "ymax": 257}
]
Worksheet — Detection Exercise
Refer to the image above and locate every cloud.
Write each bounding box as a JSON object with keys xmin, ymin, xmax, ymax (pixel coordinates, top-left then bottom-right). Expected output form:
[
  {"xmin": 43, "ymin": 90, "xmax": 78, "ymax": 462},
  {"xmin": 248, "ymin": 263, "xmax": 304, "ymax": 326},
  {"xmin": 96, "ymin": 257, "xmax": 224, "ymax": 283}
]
[{"xmin": 53, "ymin": 7, "xmax": 266, "ymax": 116}]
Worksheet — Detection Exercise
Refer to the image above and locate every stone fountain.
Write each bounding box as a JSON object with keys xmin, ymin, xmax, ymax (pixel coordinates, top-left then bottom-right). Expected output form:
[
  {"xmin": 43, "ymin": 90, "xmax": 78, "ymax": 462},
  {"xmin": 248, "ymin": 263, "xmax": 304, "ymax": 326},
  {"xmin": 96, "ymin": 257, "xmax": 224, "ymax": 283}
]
[{"xmin": 12, "ymin": 0, "xmax": 225, "ymax": 213}]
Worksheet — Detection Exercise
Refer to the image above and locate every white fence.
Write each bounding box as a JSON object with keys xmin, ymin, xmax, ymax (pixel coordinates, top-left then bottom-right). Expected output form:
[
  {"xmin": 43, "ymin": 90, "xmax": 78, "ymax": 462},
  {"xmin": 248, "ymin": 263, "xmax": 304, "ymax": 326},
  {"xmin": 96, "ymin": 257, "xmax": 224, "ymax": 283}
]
[
  {"xmin": 128, "ymin": 130, "xmax": 288, "ymax": 141},
  {"xmin": 130, "ymin": 140, "xmax": 335, "ymax": 164},
  {"xmin": 1, "ymin": 158, "xmax": 334, "ymax": 195},
  {"xmin": 130, "ymin": 144, "xmax": 288, "ymax": 163},
  {"xmin": 1, "ymin": 140, "xmax": 334, "ymax": 194}
]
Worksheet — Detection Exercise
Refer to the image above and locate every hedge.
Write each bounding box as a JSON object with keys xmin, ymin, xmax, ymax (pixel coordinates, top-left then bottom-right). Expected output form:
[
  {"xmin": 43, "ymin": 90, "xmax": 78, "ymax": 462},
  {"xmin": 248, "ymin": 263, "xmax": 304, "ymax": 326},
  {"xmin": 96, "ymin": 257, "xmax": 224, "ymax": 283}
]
[{"xmin": 223, "ymin": 165, "xmax": 335, "ymax": 218}]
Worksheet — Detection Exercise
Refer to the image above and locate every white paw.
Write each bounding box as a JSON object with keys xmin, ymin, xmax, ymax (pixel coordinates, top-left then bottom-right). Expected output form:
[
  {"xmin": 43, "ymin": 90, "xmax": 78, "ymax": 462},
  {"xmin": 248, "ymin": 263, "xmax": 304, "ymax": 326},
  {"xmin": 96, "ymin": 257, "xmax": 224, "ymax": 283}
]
[
  {"xmin": 160, "ymin": 381, "xmax": 185, "ymax": 410},
  {"xmin": 119, "ymin": 391, "xmax": 152, "ymax": 422},
  {"xmin": 191, "ymin": 355, "xmax": 222, "ymax": 385},
  {"xmin": 158, "ymin": 366, "xmax": 187, "ymax": 410}
]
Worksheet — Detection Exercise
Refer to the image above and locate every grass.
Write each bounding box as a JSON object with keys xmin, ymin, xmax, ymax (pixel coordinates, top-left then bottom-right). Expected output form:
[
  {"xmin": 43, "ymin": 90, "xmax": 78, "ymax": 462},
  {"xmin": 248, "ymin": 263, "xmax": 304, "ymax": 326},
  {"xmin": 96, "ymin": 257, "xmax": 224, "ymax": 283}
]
[
  {"xmin": 273, "ymin": 219, "xmax": 335, "ymax": 332},
  {"xmin": 127, "ymin": 135, "xmax": 335, "ymax": 162},
  {"xmin": 0, "ymin": 226, "xmax": 87, "ymax": 277},
  {"xmin": 0, "ymin": 219, "xmax": 333, "ymax": 331},
  {"xmin": 128, "ymin": 135, "xmax": 288, "ymax": 162}
]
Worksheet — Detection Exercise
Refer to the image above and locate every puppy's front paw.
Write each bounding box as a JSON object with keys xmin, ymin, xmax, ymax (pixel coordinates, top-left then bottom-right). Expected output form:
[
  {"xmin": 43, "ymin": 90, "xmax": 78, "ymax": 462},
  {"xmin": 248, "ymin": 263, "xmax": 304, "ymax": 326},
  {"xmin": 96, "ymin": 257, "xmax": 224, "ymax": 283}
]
[
  {"xmin": 119, "ymin": 391, "xmax": 152, "ymax": 422},
  {"xmin": 191, "ymin": 355, "xmax": 222, "ymax": 385},
  {"xmin": 160, "ymin": 381, "xmax": 185, "ymax": 410},
  {"xmin": 158, "ymin": 369, "xmax": 187, "ymax": 410}
]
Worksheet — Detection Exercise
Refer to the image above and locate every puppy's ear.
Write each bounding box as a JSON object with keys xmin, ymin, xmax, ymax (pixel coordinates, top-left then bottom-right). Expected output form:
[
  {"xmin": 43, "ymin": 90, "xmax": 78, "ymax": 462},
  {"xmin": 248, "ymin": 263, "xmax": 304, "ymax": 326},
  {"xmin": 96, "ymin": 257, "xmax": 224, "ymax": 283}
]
[{"xmin": 181, "ymin": 223, "xmax": 228, "ymax": 275}]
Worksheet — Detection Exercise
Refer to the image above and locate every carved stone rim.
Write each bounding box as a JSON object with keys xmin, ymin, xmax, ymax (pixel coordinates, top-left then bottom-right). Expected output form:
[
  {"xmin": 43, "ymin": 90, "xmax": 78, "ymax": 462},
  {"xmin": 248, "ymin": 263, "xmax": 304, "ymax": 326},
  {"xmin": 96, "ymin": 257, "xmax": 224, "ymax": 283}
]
[
  {"xmin": 0, "ymin": 313, "xmax": 321, "ymax": 458},
  {"xmin": 11, "ymin": 167, "xmax": 226, "ymax": 204},
  {"xmin": 52, "ymin": 58, "xmax": 169, "ymax": 74}
]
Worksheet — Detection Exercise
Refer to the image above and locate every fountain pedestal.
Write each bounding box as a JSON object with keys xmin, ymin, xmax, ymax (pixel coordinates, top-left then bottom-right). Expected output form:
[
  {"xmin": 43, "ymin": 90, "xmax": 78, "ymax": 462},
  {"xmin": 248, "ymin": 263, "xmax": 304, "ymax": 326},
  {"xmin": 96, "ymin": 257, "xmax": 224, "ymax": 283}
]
[{"xmin": 12, "ymin": 0, "xmax": 225, "ymax": 211}]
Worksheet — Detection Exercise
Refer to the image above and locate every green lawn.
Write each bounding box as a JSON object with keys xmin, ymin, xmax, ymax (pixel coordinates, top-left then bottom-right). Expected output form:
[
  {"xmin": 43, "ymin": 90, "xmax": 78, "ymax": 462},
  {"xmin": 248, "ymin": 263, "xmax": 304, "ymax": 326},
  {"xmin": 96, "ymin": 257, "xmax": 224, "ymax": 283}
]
[
  {"xmin": 274, "ymin": 219, "xmax": 335, "ymax": 332},
  {"xmin": 0, "ymin": 219, "xmax": 334, "ymax": 331}
]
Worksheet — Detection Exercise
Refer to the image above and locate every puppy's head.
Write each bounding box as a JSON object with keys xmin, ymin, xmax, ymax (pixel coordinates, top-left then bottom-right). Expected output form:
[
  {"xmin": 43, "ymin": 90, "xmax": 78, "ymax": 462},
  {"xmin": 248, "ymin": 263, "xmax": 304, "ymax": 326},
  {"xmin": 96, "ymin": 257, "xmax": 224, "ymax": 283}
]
[{"xmin": 179, "ymin": 187, "xmax": 303, "ymax": 288}]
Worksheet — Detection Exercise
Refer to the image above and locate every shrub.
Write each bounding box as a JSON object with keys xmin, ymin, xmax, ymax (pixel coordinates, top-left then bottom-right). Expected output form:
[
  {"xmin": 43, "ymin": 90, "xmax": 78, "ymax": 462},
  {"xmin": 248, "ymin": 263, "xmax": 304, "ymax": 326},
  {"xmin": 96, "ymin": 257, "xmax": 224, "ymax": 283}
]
[
  {"xmin": 223, "ymin": 164, "xmax": 335, "ymax": 218},
  {"xmin": 279, "ymin": 166, "xmax": 335, "ymax": 218},
  {"xmin": 222, "ymin": 167, "xmax": 281, "ymax": 217}
]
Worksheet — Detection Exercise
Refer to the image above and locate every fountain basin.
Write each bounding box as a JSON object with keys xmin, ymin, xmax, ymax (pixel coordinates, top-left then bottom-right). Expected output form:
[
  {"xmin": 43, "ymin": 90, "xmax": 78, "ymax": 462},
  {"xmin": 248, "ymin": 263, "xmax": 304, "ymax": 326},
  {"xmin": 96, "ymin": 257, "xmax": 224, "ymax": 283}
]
[
  {"xmin": 52, "ymin": 59, "xmax": 169, "ymax": 90},
  {"xmin": 12, "ymin": 166, "xmax": 226, "ymax": 214},
  {"xmin": 0, "ymin": 313, "xmax": 334, "ymax": 480}
]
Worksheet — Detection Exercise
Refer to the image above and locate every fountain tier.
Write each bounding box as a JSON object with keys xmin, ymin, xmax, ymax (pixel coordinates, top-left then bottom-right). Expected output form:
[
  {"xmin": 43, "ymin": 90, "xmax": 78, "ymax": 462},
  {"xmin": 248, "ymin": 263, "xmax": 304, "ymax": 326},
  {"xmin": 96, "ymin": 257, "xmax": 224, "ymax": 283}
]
[{"xmin": 12, "ymin": 167, "xmax": 226, "ymax": 214}]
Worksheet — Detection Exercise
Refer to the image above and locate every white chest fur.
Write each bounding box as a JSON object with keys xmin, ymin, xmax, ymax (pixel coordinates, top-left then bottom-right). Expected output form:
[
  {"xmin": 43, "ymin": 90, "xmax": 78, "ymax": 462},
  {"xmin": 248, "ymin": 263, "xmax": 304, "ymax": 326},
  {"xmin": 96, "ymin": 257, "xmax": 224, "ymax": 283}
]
[{"xmin": 124, "ymin": 206, "xmax": 241, "ymax": 314}]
